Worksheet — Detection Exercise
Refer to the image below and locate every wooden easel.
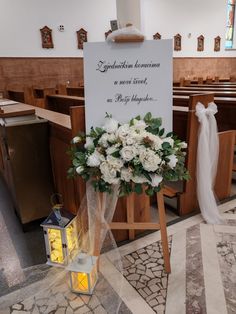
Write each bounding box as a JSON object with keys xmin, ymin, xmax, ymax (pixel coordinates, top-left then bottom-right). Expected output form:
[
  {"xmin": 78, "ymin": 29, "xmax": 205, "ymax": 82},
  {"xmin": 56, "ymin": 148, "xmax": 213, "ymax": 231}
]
[
  {"xmin": 109, "ymin": 190, "xmax": 171, "ymax": 273},
  {"xmin": 93, "ymin": 30, "xmax": 171, "ymax": 273}
]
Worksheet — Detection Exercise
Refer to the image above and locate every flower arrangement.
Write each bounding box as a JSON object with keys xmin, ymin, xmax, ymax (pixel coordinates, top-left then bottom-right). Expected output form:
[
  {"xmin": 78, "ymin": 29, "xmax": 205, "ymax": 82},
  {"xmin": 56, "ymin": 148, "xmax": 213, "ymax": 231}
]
[{"xmin": 68, "ymin": 112, "xmax": 189, "ymax": 196}]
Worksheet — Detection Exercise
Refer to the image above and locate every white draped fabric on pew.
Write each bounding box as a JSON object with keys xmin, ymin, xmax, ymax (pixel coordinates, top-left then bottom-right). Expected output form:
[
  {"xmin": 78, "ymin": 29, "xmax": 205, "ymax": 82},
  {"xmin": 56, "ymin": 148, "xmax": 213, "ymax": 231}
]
[{"xmin": 195, "ymin": 102, "xmax": 222, "ymax": 224}]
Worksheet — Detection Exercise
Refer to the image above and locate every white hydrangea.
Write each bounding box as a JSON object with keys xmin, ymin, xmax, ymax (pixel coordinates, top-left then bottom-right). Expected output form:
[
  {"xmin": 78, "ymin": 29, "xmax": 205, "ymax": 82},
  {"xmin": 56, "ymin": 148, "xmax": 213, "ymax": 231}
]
[
  {"xmin": 98, "ymin": 133, "xmax": 109, "ymax": 147},
  {"xmin": 100, "ymin": 161, "xmax": 120, "ymax": 184},
  {"xmin": 120, "ymin": 167, "xmax": 133, "ymax": 182},
  {"xmin": 120, "ymin": 146, "xmax": 137, "ymax": 161},
  {"xmin": 87, "ymin": 150, "xmax": 104, "ymax": 167},
  {"xmin": 150, "ymin": 174, "xmax": 163, "ymax": 187},
  {"xmin": 103, "ymin": 117, "xmax": 119, "ymax": 133},
  {"xmin": 84, "ymin": 137, "xmax": 94, "ymax": 149},
  {"xmin": 106, "ymin": 155, "xmax": 123, "ymax": 170},
  {"xmin": 168, "ymin": 154, "xmax": 178, "ymax": 169},
  {"xmin": 139, "ymin": 149, "xmax": 161, "ymax": 172}
]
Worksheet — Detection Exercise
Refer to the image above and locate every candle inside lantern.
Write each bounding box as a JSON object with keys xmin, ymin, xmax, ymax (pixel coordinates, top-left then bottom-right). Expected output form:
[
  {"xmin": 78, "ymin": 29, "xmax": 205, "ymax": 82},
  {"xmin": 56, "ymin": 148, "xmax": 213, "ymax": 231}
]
[
  {"xmin": 48, "ymin": 228, "xmax": 64, "ymax": 264},
  {"xmin": 72, "ymin": 272, "xmax": 89, "ymax": 292},
  {"xmin": 67, "ymin": 253, "xmax": 98, "ymax": 295}
]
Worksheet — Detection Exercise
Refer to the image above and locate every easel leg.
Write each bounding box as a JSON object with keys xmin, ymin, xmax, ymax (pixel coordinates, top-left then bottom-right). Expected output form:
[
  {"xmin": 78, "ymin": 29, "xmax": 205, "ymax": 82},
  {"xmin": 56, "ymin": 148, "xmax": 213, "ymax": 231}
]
[
  {"xmin": 127, "ymin": 193, "xmax": 135, "ymax": 240},
  {"xmin": 157, "ymin": 191, "xmax": 171, "ymax": 273},
  {"xmin": 93, "ymin": 192, "xmax": 103, "ymax": 256}
]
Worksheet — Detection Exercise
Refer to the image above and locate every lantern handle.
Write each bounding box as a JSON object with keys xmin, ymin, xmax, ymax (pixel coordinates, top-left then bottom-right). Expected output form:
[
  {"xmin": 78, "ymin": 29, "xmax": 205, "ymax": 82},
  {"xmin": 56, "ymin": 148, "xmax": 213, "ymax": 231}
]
[{"xmin": 50, "ymin": 193, "xmax": 64, "ymax": 208}]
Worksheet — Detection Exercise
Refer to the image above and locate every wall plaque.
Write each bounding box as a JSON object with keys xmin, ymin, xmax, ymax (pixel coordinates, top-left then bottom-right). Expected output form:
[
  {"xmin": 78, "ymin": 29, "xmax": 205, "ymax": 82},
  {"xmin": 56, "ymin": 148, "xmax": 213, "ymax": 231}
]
[{"xmin": 40, "ymin": 26, "xmax": 54, "ymax": 49}]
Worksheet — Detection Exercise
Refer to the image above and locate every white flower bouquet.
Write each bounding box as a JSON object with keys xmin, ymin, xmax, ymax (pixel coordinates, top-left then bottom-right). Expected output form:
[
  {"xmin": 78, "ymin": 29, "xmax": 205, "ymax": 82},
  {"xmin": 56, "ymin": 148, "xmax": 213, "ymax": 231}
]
[{"xmin": 68, "ymin": 112, "xmax": 189, "ymax": 196}]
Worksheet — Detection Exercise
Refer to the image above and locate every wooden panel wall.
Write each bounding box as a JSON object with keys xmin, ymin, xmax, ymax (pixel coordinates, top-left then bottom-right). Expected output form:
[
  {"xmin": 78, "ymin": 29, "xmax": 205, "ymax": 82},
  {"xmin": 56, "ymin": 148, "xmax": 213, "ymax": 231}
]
[
  {"xmin": 0, "ymin": 57, "xmax": 84, "ymax": 90},
  {"xmin": 173, "ymin": 57, "xmax": 236, "ymax": 81},
  {"xmin": 1, "ymin": 57, "xmax": 235, "ymax": 91}
]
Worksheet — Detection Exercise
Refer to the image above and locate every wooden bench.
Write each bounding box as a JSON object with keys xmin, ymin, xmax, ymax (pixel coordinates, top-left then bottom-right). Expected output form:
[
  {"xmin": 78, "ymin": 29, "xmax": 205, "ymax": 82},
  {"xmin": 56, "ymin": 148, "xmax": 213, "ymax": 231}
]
[
  {"xmin": 46, "ymin": 94, "xmax": 85, "ymax": 114},
  {"xmin": 173, "ymin": 89, "xmax": 236, "ymax": 98},
  {"xmin": 174, "ymin": 86, "xmax": 236, "ymax": 92},
  {"xmin": 6, "ymin": 87, "xmax": 34, "ymax": 105}
]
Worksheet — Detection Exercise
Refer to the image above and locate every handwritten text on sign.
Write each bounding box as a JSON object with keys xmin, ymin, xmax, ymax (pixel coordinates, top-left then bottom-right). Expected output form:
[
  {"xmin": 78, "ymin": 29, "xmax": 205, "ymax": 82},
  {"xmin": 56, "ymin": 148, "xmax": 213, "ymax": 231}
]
[{"xmin": 84, "ymin": 40, "xmax": 172, "ymax": 132}]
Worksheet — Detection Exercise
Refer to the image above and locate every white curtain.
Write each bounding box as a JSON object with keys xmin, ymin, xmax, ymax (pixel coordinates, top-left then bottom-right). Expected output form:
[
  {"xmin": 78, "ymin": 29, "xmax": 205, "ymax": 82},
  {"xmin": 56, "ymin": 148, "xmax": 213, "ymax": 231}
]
[{"xmin": 195, "ymin": 102, "xmax": 222, "ymax": 224}]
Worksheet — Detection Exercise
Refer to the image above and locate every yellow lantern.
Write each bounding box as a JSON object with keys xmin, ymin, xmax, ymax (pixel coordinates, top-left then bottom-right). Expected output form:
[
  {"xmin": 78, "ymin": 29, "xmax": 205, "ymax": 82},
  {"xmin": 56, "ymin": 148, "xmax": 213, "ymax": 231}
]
[
  {"xmin": 67, "ymin": 253, "xmax": 98, "ymax": 295},
  {"xmin": 41, "ymin": 209, "xmax": 79, "ymax": 266}
]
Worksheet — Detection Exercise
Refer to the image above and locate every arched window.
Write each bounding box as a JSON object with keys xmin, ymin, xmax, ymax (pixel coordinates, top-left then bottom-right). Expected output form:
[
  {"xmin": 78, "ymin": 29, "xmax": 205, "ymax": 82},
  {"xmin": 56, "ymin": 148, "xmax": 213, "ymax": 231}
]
[{"xmin": 225, "ymin": 0, "xmax": 236, "ymax": 48}]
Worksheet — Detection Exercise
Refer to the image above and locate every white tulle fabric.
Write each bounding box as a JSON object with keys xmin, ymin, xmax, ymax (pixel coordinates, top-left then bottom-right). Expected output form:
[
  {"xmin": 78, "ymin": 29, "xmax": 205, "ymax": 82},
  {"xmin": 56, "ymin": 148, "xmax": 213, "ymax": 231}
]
[
  {"xmin": 106, "ymin": 25, "xmax": 145, "ymax": 42},
  {"xmin": 195, "ymin": 102, "xmax": 222, "ymax": 224}
]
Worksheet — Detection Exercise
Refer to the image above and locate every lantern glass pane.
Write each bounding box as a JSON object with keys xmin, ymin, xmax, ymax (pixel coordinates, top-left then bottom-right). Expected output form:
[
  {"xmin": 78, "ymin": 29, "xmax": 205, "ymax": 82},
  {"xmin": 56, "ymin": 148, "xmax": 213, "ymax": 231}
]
[
  {"xmin": 71, "ymin": 272, "xmax": 89, "ymax": 293},
  {"xmin": 66, "ymin": 221, "xmax": 78, "ymax": 260},
  {"xmin": 48, "ymin": 228, "xmax": 64, "ymax": 264},
  {"xmin": 89, "ymin": 265, "xmax": 98, "ymax": 289}
]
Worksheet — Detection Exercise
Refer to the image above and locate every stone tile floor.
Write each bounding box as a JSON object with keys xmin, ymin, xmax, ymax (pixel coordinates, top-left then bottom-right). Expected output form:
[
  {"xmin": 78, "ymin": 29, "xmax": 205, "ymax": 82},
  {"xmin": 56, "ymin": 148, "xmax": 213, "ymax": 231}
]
[
  {"xmin": 6, "ymin": 272, "xmax": 131, "ymax": 314},
  {"xmin": 122, "ymin": 239, "xmax": 171, "ymax": 313}
]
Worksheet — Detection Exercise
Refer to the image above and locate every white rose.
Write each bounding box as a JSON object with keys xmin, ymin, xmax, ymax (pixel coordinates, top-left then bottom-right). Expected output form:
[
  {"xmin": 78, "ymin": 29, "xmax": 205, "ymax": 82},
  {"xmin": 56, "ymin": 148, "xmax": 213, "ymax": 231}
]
[
  {"xmin": 125, "ymin": 134, "xmax": 135, "ymax": 145},
  {"xmin": 86, "ymin": 151, "xmax": 104, "ymax": 167},
  {"xmin": 179, "ymin": 142, "xmax": 187, "ymax": 149},
  {"xmin": 120, "ymin": 168, "xmax": 133, "ymax": 182},
  {"xmin": 103, "ymin": 117, "xmax": 119, "ymax": 133},
  {"xmin": 107, "ymin": 155, "xmax": 123, "ymax": 170},
  {"xmin": 72, "ymin": 136, "xmax": 82, "ymax": 144},
  {"xmin": 84, "ymin": 137, "xmax": 94, "ymax": 149},
  {"xmin": 133, "ymin": 119, "xmax": 147, "ymax": 130},
  {"xmin": 168, "ymin": 154, "xmax": 178, "ymax": 169},
  {"xmin": 116, "ymin": 124, "xmax": 130, "ymax": 141},
  {"xmin": 150, "ymin": 174, "xmax": 163, "ymax": 187},
  {"xmin": 139, "ymin": 149, "xmax": 161, "ymax": 172},
  {"xmin": 163, "ymin": 137, "xmax": 174, "ymax": 147},
  {"xmin": 76, "ymin": 166, "xmax": 84, "ymax": 174},
  {"xmin": 132, "ymin": 175, "xmax": 148, "ymax": 184},
  {"xmin": 120, "ymin": 146, "xmax": 137, "ymax": 162},
  {"xmin": 98, "ymin": 133, "xmax": 109, "ymax": 147}
]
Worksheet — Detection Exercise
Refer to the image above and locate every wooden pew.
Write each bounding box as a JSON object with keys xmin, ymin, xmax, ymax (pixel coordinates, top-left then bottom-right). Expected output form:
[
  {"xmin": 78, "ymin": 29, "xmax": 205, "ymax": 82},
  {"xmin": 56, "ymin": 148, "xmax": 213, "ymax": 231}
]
[
  {"xmin": 173, "ymin": 95, "xmax": 236, "ymax": 132},
  {"xmin": 46, "ymin": 95, "xmax": 85, "ymax": 114},
  {"xmin": 173, "ymin": 89, "xmax": 236, "ymax": 98},
  {"xmin": 174, "ymin": 86, "xmax": 236, "ymax": 92},
  {"xmin": 185, "ymin": 83, "xmax": 236, "ymax": 88},
  {"xmin": 57, "ymin": 84, "xmax": 85, "ymax": 97},
  {"xmin": 170, "ymin": 94, "xmax": 235, "ymax": 215},
  {"xmin": 33, "ymin": 87, "xmax": 56, "ymax": 108},
  {"xmin": 6, "ymin": 87, "xmax": 36, "ymax": 105}
]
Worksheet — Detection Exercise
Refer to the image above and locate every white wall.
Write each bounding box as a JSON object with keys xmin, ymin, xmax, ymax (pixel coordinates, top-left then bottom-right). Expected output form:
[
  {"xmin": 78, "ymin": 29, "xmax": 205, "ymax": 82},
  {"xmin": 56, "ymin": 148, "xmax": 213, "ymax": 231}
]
[
  {"xmin": 0, "ymin": 0, "xmax": 235, "ymax": 57},
  {"xmin": 141, "ymin": 0, "xmax": 236, "ymax": 57},
  {"xmin": 0, "ymin": 0, "xmax": 116, "ymax": 57}
]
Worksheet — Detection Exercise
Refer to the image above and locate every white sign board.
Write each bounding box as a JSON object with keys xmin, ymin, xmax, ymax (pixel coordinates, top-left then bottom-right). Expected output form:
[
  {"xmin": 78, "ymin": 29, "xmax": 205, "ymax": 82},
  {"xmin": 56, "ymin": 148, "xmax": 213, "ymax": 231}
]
[{"xmin": 84, "ymin": 40, "xmax": 172, "ymax": 132}]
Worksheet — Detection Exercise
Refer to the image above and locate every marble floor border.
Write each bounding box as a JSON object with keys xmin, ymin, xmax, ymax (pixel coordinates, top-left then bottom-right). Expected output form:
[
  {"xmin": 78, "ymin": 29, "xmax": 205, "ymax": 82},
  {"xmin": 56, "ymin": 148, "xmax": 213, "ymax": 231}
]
[
  {"xmin": 200, "ymin": 224, "xmax": 228, "ymax": 314},
  {"xmin": 165, "ymin": 230, "xmax": 186, "ymax": 314}
]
